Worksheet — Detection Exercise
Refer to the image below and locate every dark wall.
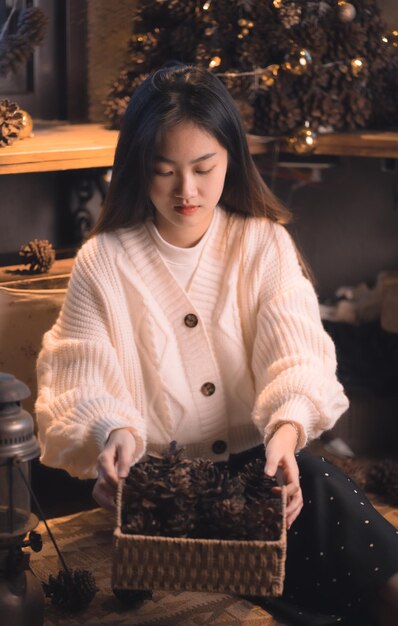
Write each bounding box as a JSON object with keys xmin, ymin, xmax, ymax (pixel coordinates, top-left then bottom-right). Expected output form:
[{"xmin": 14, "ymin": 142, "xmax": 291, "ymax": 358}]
[{"xmin": 277, "ymin": 158, "xmax": 398, "ymax": 299}]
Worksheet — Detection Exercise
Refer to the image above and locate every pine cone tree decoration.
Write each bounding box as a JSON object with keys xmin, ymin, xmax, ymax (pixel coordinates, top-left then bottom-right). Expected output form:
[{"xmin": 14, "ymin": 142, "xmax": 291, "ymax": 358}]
[
  {"xmin": 0, "ymin": 99, "xmax": 24, "ymax": 147},
  {"xmin": 0, "ymin": 7, "xmax": 48, "ymax": 78},
  {"xmin": 104, "ymin": 0, "xmax": 398, "ymax": 134},
  {"xmin": 104, "ymin": 71, "xmax": 149, "ymax": 129},
  {"xmin": 19, "ymin": 239, "xmax": 56, "ymax": 273},
  {"xmin": 43, "ymin": 569, "xmax": 98, "ymax": 611},
  {"xmin": 168, "ymin": 0, "xmax": 197, "ymax": 22},
  {"xmin": 277, "ymin": 2, "xmax": 302, "ymax": 29}
]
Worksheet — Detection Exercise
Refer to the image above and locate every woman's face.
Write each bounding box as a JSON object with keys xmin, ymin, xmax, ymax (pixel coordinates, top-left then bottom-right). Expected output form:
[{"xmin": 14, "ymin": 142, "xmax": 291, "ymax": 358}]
[{"xmin": 149, "ymin": 121, "xmax": 228, "ymax": 248}]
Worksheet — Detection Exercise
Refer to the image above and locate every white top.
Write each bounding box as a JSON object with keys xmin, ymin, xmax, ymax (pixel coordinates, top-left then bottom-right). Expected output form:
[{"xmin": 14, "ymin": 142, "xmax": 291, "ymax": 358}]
[
  {"xmin": 35, "ymin": 206, "xmax": 349, "ymax": 479},
  {"xmin": 145, "ymin": 213, "xmax": 214, "ymax": 290}
]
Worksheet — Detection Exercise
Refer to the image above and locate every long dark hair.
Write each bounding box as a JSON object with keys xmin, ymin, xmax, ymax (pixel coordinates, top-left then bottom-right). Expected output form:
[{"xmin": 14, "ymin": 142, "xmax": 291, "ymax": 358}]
[{"xmin": 91, "ymin": 64, "xmax": 291, "ymax": 235}]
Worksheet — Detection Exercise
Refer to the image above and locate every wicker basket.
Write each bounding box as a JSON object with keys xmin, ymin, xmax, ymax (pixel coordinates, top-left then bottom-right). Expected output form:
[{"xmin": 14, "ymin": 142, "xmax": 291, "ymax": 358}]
[{"xmin": 112, "ymin": 480, "xmax": 287, "ymax": 597}]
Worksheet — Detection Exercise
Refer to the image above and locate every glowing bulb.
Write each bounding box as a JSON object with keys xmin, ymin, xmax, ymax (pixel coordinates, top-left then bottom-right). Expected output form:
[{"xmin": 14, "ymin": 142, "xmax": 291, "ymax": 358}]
[{"xmin": 209, "ymin": 56, "xmax": 221, "ymax": 68}]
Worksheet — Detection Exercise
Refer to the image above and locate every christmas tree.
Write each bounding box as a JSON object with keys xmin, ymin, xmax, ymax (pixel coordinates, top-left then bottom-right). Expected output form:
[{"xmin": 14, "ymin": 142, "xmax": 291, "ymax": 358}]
[{"xmin": 104, "ymin": 0, "xmax": 398, "ymax": 151}]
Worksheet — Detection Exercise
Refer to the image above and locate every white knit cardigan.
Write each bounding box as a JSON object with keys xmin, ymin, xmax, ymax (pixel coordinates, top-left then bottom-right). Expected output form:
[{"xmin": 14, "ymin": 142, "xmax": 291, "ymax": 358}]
[{"xmin": 36, "ymin": 207, "xmax": 349, "ymax": 478}]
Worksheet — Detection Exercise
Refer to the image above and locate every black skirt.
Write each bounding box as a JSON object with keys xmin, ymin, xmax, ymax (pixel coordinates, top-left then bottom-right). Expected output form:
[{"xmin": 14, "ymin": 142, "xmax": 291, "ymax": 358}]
[{"xmin": 226, "ymin": 447, "xmax": 398, "ymax": 625}]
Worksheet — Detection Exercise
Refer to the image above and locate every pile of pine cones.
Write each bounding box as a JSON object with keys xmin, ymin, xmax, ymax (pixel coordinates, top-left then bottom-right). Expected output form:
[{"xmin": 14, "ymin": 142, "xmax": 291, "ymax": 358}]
[{"xmin": 122, "ymin": 442, "xmax": 283, "ymax": 541}]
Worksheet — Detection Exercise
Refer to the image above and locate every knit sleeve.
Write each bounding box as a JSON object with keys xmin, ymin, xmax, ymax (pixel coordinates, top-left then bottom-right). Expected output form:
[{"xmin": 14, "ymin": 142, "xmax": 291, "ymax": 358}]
[
  {"xmin": 35, "ymin": 239, "xmax": 147, "ymax": 479},
  {"xmin": 251, "ymin": 223, "xmax": 349, "ymax": 448}
]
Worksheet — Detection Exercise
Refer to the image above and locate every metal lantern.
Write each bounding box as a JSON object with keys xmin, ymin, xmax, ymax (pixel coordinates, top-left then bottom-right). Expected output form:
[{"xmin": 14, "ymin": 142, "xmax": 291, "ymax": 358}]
[{"xmin": 0, "ymin": 372, "xmax": 44, "ymax": 626}]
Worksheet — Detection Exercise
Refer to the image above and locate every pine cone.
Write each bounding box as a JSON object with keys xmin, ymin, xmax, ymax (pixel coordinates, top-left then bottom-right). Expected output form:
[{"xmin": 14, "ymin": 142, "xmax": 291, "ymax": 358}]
[
  {"xmin": 192, "ymin": 461, "xmax": 244, "ymax": 538},
  {"xmin": 240, "ymin": 458, "xmax": 278, "ymax": 502},
  {"xmin": 244, "ymin": 500, "xmax": 283, "ymax": 541},
  {"xmin": 0, "ymin": 99, "xmax": 24, "ymax": 147},
  {"xmin": 0, "ymin": 7, "xmax": 48, "ymax": 78},
  {"xmin": 103, "ymin": 71, "xmax": 149, "ymax": 129},
  {"xmin": 204, "ymin": 491, "xmax": 246, "ymax": 539},
  {"xmin": 240, "ymin": 458, "xmax": 282, "ymax": 541},
  {"xmin": 123, "ymin": 442, "xmax": 197, "ymax": 537},
  {"xmin": 19, "ymin": 239, "xmax": 56, "ymax": 273},
  {"xmin": 277, "ymin": 2, "xmax": 302, "ymax": 29},
  {"xmin": 43, "ymin": 569, "xmax": 98, "ymax": 611}
]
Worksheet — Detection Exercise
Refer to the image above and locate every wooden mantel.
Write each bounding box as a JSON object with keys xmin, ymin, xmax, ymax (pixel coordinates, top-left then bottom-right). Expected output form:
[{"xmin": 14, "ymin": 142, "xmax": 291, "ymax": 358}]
[
  {"xmin": 1, "ymin": 122, "xmax": 398, "ymax": 175},
  {"xmin": 0, "ymin": 122, "xmax": 119, "ymax": 175},
  {"xmin": 248, "ymin": 130, "xmax": 398, "ymax": 158}
]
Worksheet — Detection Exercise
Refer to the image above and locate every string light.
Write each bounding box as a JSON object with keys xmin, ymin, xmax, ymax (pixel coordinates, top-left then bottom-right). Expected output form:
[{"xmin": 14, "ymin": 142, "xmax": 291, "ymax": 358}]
[
  {"xmin": 209, "ymin": 56, "xmax": 222, "ymax": 68},
  {"xmin": 350, "ymin": 57, "xmax": 365, "ymax": 76}
]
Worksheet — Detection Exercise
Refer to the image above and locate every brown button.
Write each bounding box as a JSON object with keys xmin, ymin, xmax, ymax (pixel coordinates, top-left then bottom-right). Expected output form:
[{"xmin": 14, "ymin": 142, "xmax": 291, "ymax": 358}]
[
  {"xmin": 212, "ymin": 440, "xmax": 227, "ymax": 454},
  {"xmin": 201, "ymin": 382, "xmax": 216, "ymax": 396},
  {"xmin": 184, "ymin": 313, "xmax": 198, "ymax": 328}
]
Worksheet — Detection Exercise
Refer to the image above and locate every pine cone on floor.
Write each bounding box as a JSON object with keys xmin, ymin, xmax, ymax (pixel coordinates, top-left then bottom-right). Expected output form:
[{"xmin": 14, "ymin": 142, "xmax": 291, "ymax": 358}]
[
  {"xmin": 43, "ymin": 569, "xmax": 98, "ymax": 611},
  {"xmin": 0, "ymin": 99, "xmax": 24, "ymax": 147},
  {"xmin": 19, "ymin": 239, "xmax": 56, "ymax": 273}
]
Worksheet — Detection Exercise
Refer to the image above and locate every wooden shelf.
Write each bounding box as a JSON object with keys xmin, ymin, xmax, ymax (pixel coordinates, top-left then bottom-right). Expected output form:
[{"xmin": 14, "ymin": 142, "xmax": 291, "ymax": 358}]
[
  {"xmin": 0, "ymin": 122, "xmax": 119, "ymax": 174},
  {"xmin": 248, "ymin": 130, "xmax": 398, "ymax": 159},
  {"xmin": 1, "ymin": 122, "xmax": 398, "ymax": 175}
]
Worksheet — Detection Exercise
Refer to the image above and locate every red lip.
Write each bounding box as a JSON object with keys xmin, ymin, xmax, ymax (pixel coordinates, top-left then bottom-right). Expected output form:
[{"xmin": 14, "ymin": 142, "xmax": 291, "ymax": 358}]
[{"xmin": 174, "ymin": 205, "xmax": 199, "ymax": 215}]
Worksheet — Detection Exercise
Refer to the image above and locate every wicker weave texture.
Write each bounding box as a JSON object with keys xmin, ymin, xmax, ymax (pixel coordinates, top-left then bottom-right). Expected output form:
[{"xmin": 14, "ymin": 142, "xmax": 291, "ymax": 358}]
[
  {"xmin": 113, "ymin": 531, "xmax": 286, "ymax": 596},
  {"xmin": 112, "ymin": 482, "xmax": 287, "ymax": 597}
]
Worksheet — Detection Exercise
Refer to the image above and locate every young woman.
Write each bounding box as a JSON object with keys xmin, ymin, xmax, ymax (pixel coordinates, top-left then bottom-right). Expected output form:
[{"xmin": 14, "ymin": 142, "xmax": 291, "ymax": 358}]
[{"xmin": 36, "ymin": 64, "xmax": 398, "ymax": 625}]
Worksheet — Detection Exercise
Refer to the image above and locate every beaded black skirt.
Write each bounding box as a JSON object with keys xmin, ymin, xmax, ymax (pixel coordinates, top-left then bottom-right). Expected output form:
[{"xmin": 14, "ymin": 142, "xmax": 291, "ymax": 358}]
[{"xmin": 226, "ymin": 447, "xmax": 398, "ymax": 625}]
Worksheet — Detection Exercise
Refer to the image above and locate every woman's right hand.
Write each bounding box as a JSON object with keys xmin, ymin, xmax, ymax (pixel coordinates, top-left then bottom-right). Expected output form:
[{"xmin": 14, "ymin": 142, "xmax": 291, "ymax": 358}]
[{"xmin": 92, "ymin": 428, "xmax": 136, "ymax": 510}]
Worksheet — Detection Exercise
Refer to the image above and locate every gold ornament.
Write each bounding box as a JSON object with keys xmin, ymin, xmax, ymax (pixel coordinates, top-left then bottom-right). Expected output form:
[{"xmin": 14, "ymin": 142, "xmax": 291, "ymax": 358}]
[
  {"xmin": 209, "ymin": 56, "xmax": 221, "ymax": 68},
  {"xmin": 337, "ymin": 1, "xmax": 357, "ymax": 23},
  {"xmin": 259, "ymin": 64, "xmax": 280, "ymax": 88},
  {"xmin": 288, "ymin": 124, "xmax": 317, "ymax": 154},
  {"xmin": 350, "ymin": 57, "xmax": 365, "ymax": 76},
  {"xmin": 284, "ymin": 47, "xmax": 312, "ymax": 75},
  {"xmin": 18, "ymin": 110, "xmax": 33, "ymax": 139}
]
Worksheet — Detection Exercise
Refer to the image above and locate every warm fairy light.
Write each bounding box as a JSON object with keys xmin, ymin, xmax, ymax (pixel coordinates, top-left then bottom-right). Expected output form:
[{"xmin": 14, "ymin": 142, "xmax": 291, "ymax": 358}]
[
  {"xmin": 273, "ymin": 0, "xmax": 283, "ymax": 8},
  {"xmin": 209, "ymin": 56, "xmax": 221, "ymax": 68},
  {"xmin": 203, "ymin": 1, "xmax": 211, "ymax": 10},
  {"xmin": 351, "ymin": 57, "xmax": 364, "ymax": 75}
]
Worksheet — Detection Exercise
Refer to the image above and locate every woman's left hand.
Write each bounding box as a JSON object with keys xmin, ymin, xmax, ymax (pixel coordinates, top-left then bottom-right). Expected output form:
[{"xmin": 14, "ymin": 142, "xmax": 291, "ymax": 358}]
[{"xmin": 264, "ymin": 424, "xmax": 303, "ymax": 529}]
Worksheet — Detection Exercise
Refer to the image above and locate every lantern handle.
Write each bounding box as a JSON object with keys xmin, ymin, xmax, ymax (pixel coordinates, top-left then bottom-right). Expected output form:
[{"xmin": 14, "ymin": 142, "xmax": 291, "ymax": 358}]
[{"xmin": 15, "ymin": 460, "xmax": 72, "ymax": 578}]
